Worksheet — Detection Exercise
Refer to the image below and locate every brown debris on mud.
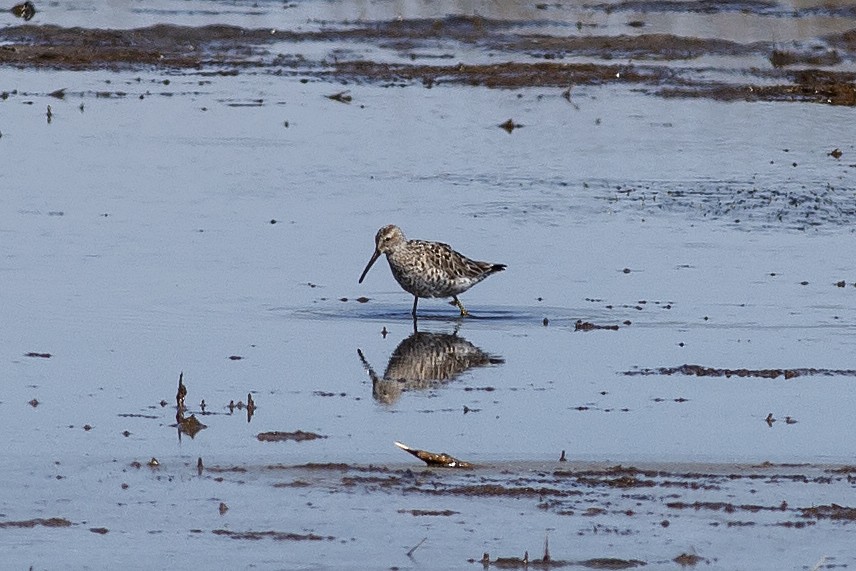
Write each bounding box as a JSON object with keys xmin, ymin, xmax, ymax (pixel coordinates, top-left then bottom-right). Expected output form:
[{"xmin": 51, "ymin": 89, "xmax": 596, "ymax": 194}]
[
  {"xmin": 666, "ymin": 500, "xmax": 789, "ymax": 513},
  {"xmin": 800, "ymin": 504, "xmax": 856, "ymax": 521},
  {"xmin": 0, "ymin": 24, "xmax": 283, "ymax": 70},
  {"xmin": 257, "ymin": 430, "xmax": 327, "ymax": 442},
  {"xmin": 0, "ymin": 517, "xmax": 72, "ymax": 528},
  {"xmin": 24, "ymin": 351, "xmax": 51, "ymax": 358},
  {"xmin": 326, "ymin": 59, "xmax": 663, "ymax": 90},
  {"xmin": 660, "ymin": 69, "xmax": 856, "ymax": 107},
  {"xmin": 624, "ymin": 364, "xmax": 856, "ymax": 379},
  {"xmin": 399, "ymin": 508, "xmax": 459, "ymax": 516},
  {"xmin": 1, "ymin": 15, "xmax": 854, "ymax": 105},
  {"xmin": 673, "ymin": 552, "xmax": 706, "ymax": 566},
  {"xmin": 475, "ymin": 537, "xmax": 649, "ymax": 569},
  {"xmin": 575, "ymin": 320, "xmax": 620, "ymax": 332},
  {"xmin": 212, "ymin": 529, "xmax": 334, "ymax": 541}
]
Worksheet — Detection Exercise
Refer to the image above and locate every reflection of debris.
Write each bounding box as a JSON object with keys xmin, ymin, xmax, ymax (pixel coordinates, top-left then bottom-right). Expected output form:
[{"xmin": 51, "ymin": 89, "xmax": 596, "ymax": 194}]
[
  {"xmin": 257, "ymin": 430, "xmax": 327, "ymax": 442},
  {"xmin": 147, "ymin": 457, "xmax": 160, "ymax": 468},
  {"xmin": 46, "ymin": 104, "xmax": 52, "ymax": 123},
  {"xmin": 829, "ymin": 148, "xmax": 842, "ymax": 159},
  {"xmin": 10, "ymin": 1, "xmax": 36, "ymax": 21},
  {"xmin": 784, "ymin": 416, "xmax": 797, "ymax": 424},
  {"xmin": 178, "ymin": 413, "xmax": 207, "ymax": 437},
  {"xmin": 197, "ymin": 457, "xmax": 204, "ymax": 476},
  {"xmin": 394, "ymin": 441, "xmax": 473, "ymax": 468},
  {"xmin": 765, "ymin": 413, "xmax": 775, "ymax": 427},
  {"xmin": 326, "ymin": 90, "xmax": 352, "ymax": 103},
  {"xmin": 219, "ymin": 502, "xmax": 229, "ymax": 515},
  {"xmin": 559, "ymin": 450, "xmax": 567, "ymax": 462},
  {"xmin": 28, "ymin": 398, "xmax": 39, "ymax": 407},
  {"xmin": 575, "ymin": 320, "xmax": 620, "ymax": 331}
]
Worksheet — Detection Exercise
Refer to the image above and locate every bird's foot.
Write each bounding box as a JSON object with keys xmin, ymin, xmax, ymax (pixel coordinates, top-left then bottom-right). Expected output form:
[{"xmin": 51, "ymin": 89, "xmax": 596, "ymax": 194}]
[{"xmin": 452, "ymin": 297, "xmax": 470, "ymax": 317}]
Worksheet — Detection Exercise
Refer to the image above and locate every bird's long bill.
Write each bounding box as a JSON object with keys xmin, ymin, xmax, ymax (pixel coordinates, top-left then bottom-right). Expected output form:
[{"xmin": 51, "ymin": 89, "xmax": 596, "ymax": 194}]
[{"xmin": 358, "ymin": 249, "xmax": 382, "ymax": 284}]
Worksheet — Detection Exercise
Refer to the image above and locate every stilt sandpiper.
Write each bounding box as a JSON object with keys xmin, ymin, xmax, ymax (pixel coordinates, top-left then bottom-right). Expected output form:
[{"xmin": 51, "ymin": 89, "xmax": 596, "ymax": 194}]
[{"xmin": 358, "ymin": 225, "xmax": 506, "ymax": 317}]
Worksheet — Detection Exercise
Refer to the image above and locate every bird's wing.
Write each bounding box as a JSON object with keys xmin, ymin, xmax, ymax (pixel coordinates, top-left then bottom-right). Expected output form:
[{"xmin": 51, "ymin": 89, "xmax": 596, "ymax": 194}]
[{"xmin": 411, "ymin": 240, "xmax": 485, "ymax": 279}]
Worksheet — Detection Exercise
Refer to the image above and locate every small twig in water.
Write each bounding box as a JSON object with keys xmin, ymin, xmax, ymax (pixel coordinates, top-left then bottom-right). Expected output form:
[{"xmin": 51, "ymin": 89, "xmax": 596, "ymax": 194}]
[
  {"xmin": 810, "ymin": 556, "xmax": 827, "ymax": 571},
  {"xmin": 407, "ymin": 537, "xmax": 427, "ymax": 558}
]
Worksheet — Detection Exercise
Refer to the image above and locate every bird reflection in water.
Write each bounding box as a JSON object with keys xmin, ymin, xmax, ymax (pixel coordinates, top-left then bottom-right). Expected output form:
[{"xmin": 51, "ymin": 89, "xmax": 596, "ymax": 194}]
[{"xmin": 357, "ymin": 325, "xmax": 504, "ymax": 404}]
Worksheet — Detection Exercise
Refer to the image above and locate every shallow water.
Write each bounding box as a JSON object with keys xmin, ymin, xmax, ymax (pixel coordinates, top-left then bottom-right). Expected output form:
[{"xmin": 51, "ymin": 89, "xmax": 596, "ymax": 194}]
[{"xmin": 2, "ymin": 0, "xmax": 856, "ymax": 569}]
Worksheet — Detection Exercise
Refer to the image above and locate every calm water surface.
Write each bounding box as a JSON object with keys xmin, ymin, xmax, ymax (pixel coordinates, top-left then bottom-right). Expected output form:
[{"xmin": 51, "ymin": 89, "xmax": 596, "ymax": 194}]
[{"xmin": 2, "ymin": 0, "xmax": 856, "ymax": 568}]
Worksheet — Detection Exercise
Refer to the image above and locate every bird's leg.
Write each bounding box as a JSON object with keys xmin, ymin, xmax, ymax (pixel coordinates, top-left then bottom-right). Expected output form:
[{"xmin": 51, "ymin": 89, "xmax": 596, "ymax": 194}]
[
  {"xmin": 411, "ymin": 296, "xmax": 419, "ymax": 318},
  {"xmin": 452, "ymin": 296, "xmax": 470, "ymax": 317}
]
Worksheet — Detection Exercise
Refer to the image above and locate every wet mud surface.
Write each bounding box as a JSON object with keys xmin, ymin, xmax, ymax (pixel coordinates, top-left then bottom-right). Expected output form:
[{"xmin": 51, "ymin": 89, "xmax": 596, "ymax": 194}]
[
  {"xmin": 2, "ymin": 10, "xmax": 856, "ymax": 104},
  {"xmin": 127, "ymin": 458, "xmax": 856, "ymax": 567}
]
